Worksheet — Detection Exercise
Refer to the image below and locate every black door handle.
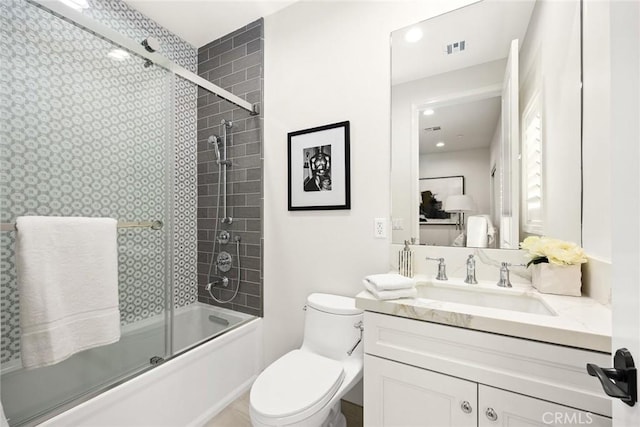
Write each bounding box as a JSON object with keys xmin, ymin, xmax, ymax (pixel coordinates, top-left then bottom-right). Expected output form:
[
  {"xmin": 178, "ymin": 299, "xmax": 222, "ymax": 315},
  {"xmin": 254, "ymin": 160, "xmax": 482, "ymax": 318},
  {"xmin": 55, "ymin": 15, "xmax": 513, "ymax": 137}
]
[
  {"xmin": 586, "ymin": 364, "xmax": 629, "ymax": 398},
  {"xmin": 586, "ymin": 348, "xmax": 637, "ymax": 406}
]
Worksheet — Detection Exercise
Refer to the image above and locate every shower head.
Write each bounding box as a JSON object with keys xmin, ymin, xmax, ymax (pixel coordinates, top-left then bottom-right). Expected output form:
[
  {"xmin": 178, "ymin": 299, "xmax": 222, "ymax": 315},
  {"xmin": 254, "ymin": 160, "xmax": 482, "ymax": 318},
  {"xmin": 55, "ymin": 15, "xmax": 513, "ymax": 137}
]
[{"xmin": 208, "ymin": 135, "xmax": 221, "ymax": 162}]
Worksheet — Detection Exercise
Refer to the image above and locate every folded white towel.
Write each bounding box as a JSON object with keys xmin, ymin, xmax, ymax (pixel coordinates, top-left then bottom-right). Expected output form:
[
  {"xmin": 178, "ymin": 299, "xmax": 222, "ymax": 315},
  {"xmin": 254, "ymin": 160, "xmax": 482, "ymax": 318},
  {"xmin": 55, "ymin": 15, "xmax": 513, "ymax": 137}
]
[
  {"xmin": 16, "ymin": 216, "xmax": 121, "ymax": 369},
  {"xmin": 363, "ymin": 273, "xmax": 415, "ymax": 291},
  {"xmin": 363, "ymin": 281, "xmax": 417, "ymax": 301}
]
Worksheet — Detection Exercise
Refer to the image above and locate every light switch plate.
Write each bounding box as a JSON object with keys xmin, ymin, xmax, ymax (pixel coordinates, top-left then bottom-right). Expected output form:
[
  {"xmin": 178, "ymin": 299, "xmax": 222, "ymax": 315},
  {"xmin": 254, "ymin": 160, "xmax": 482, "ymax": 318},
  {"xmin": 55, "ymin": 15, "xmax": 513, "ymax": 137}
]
[{"xmin": 374, "ymin": 218, "xmax": 387, "ymax": 238}]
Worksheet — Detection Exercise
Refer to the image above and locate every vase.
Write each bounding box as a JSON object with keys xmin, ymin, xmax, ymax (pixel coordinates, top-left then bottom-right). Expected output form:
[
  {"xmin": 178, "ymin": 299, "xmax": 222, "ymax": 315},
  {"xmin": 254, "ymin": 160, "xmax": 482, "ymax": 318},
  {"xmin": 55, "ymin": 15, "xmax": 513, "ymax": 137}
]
[{"xmin": 531, "ymin": 263, "xmax": 582, "ymax": 296}]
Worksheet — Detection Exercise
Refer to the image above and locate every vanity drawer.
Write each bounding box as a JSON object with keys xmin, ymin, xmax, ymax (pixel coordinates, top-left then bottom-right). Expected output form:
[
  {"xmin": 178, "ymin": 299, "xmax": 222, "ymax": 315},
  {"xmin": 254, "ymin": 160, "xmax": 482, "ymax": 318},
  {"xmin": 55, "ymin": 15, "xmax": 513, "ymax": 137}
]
[{"xmin": 363, "ymin": 311, "xmax": 612, "ymax": 417}]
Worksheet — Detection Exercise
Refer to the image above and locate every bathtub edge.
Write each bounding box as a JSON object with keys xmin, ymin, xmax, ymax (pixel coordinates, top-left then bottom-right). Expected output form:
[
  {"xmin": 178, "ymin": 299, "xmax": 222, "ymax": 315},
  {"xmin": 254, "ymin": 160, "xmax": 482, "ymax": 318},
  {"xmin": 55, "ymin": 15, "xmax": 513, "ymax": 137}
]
[{"xmin": 40, "ymin": 317, "xmax": 263, "ymax": 427}]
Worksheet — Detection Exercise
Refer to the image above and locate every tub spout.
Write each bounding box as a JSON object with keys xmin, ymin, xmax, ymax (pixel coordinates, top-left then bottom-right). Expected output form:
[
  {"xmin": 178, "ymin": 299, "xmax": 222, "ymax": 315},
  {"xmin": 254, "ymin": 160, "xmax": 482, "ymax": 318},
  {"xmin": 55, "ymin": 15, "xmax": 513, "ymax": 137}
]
[{"xmin": 206, "ymin": 276, "xmax": 229, "ymax": 290}]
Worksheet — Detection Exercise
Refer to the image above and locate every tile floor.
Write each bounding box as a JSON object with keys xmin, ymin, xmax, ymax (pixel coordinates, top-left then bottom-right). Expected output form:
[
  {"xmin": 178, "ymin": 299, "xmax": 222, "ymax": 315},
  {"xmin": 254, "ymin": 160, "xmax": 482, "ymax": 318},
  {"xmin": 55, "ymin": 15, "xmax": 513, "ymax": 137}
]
[
  {"xmin": 204, "ymin": 391, "xmax": 251, "ymax": 427},
  {"xmin": 204, "ymin": 391, "xmax": 364, "ymax": 427}
]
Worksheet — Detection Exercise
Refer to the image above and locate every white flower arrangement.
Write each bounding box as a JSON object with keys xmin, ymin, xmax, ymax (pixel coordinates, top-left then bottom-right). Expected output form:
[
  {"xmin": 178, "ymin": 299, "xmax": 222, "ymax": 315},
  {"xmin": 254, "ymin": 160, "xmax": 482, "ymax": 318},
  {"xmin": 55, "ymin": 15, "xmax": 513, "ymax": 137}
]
[{"xmin": 520, "ymin": 236, "xmax": 588, "ymax": 267}]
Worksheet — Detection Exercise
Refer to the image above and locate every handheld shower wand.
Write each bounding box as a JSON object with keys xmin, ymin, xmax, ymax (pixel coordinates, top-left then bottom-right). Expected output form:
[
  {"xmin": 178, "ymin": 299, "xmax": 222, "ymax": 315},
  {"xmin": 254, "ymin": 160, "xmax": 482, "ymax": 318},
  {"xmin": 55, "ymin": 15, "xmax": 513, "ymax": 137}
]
[
  {"xmin": 207, "ymin": 135, "xmax": 231, "ymax": 166},
  {"xmin": 207, "ymin": 135, "xmax": 221, "ymax": 163},
  {"xmin": 208, "ymin": 122, "xmax": 232, "ymax": 225}
]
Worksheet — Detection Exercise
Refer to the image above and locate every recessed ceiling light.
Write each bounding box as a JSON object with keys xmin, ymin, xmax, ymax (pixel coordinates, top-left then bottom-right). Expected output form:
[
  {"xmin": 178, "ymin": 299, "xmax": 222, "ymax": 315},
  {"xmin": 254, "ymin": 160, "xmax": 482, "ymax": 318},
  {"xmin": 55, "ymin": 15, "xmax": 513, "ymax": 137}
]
[
  {"xmin": 405, "ymin": 28, "xmax": 423, "ymax": 43},
  {"xmin": 436, "ymin": 142, "xmax": 445, "ymax": 148},
  {"xmin": 59, "ymin": 0, "xmax": 90, "ymax": 11},
  {"xmin": 108, "ymin": 49, "xmax": 130, "ymax": 61},
  {"xmin": 423, "ymin": 109, "xmax": 435, "ymax": 116}
]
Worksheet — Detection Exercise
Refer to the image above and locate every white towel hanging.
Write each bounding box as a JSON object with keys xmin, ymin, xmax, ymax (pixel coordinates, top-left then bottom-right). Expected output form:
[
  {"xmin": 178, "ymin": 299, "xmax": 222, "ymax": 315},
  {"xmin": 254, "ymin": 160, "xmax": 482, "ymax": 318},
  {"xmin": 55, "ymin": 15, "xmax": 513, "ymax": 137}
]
[{"xmin": 16, "ymin": 216, "xmax": 121, "ymax": 369}]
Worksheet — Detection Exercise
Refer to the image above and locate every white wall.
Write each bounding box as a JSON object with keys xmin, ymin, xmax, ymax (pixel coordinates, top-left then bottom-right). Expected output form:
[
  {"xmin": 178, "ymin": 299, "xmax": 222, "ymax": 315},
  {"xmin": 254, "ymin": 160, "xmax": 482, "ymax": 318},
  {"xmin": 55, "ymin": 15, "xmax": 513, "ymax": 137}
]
[
  {"xmin": 418, "ymin": 148, "xmax": 491, "ymax": 246},
  {"xmin": 263, "ymin": 0, "xmax": 476, "ymax": 379},
  {"xmin": 582, "ymin": 0, "xmax": 612, "ymax": 262},
  {"xmin": 519, "ymin": 0, "xmax": 582, "ymax": 245},
  {"xmin": 419, "ymin": 148, "xmax": 491, "ymax": 214}
]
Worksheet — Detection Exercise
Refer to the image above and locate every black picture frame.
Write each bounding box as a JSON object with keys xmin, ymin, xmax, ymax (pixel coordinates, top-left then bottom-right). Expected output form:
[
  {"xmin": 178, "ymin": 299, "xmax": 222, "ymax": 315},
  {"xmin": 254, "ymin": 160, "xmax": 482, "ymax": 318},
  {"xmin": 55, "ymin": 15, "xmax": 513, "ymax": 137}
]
[
  {"xmin": 288, "ymin": 121, "xmax": 351, "ymax": 211},
  {"xmin": 419, "ymin": 175, "xmax": 465, "ymax": 224}
]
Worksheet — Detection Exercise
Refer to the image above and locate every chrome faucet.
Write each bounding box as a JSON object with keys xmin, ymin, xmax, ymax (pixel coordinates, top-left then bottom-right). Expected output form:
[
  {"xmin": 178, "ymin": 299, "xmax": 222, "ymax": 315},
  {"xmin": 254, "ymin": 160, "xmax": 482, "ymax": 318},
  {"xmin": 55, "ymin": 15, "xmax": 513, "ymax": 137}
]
[
  {"xmin": 496, "ymin": 262, "xmax": 526, "ymax": 287},
  {"xmin": 426, "ymin": 257, "xmax": 448, "ymax": 281},
  {"xmin": 497, "ymin": 262, "xmax": 513, "ymax": 287},
  {"xmin": 465, "ymin": 254, "xmax": 478, "ymax": 284}
]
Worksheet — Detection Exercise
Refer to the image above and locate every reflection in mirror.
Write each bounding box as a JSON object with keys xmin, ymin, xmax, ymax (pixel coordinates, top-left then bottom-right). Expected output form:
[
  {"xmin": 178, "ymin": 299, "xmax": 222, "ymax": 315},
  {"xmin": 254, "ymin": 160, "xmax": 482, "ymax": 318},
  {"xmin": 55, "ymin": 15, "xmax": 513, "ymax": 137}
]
[{"xmin": 391, "ymin": 0, "xmax": 582, "ymax": 249}]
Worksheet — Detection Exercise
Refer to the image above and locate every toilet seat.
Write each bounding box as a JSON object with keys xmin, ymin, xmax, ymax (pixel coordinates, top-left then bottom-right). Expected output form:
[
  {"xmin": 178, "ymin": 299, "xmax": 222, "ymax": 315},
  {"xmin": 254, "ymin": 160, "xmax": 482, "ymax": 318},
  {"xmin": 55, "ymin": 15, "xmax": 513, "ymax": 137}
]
[{"xmin": 250, "ymin": 349, "xmax": 345, "ymax": 425}]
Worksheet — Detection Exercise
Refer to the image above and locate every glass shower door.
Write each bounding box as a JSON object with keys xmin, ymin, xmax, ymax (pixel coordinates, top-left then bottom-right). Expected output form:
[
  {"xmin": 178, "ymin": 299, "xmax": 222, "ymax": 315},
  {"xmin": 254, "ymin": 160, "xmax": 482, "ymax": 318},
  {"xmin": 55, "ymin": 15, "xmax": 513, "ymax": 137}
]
[{"xmin": 0, "ymin": 0, "xmax": 174, "ymax": 424}]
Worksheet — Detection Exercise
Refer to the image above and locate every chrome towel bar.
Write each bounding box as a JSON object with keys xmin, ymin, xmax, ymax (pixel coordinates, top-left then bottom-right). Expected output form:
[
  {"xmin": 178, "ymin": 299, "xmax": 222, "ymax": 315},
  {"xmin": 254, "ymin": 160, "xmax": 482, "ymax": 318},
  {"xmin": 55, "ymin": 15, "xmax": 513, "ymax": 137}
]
[{"xmin": 0, "ymin": 220, "xmax": 163, "ymax": 232}]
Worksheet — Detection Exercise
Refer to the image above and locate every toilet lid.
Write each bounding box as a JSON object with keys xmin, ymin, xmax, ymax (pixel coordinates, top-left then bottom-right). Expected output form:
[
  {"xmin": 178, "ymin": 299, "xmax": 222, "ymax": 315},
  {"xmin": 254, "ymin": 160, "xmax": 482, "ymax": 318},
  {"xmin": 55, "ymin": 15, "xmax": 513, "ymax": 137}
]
[
  {"xmin": 250, "ymin": 349, "xmax": 345, "ymax": 420},
  {"xmin": 307, "ymin": 293, "xmax": 362, "ymax": 315}
]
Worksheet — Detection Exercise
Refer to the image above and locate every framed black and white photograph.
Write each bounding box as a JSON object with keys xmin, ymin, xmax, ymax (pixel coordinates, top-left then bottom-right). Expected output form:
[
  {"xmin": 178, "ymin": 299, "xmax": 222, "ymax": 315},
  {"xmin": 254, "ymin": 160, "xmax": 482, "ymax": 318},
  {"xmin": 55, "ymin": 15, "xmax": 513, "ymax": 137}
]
[
  {"xmin": 419, "ymin": 175, "xmax": 464, "ymax": 224},
  {"xmin": 288, "ymin": 121, "xmax": 351, "ymax": 211}
]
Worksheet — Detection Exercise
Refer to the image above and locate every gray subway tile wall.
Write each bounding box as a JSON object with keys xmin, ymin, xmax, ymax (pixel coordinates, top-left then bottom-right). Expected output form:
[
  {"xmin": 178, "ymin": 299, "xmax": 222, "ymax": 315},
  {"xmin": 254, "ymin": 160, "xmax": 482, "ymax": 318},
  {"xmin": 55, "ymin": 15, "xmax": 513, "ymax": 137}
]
[{"xmin": 197, "ymin": 19, "xmax": 264, "ymax": 317}]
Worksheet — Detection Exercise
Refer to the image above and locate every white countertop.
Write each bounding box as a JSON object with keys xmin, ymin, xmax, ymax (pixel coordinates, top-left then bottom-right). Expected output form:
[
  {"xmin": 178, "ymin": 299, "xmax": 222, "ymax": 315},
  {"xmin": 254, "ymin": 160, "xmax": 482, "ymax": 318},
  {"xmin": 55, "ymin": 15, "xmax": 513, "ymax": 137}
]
[{"xmin": 355, "ymin": 276, "xmax": 612, "ymax": 353}]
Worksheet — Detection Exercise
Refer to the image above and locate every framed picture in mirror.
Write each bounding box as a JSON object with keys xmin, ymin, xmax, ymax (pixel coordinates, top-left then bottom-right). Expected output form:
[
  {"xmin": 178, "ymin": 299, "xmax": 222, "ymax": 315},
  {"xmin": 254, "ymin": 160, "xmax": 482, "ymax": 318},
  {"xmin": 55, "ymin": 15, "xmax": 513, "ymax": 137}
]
[
  {"xmin": 419, "ymin": 175, "xmax": 464, "ymax": 225},
  {"xmin": 287, "ymin": 121, "xmax": 351, "ymax": 211}
]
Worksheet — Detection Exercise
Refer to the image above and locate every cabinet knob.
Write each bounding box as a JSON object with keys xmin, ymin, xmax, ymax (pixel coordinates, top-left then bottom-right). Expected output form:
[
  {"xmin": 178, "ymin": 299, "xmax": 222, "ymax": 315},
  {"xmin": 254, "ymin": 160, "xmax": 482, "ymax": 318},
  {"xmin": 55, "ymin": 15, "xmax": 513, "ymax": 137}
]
[
  {"xmin": 460, "ymin": 400, "xmax": 472, "ymax": 414},
  {"xmin": 485, "ymin": 407, "xmax": 498, "ymax": 422}
]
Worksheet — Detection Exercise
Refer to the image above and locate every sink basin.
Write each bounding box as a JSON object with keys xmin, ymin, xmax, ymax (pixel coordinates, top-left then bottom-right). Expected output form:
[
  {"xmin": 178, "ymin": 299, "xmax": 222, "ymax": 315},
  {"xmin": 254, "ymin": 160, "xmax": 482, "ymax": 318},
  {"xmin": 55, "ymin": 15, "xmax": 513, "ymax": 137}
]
[{"xmin": 416, "ymin": 284, "xmax": 556, "ymax": 316}]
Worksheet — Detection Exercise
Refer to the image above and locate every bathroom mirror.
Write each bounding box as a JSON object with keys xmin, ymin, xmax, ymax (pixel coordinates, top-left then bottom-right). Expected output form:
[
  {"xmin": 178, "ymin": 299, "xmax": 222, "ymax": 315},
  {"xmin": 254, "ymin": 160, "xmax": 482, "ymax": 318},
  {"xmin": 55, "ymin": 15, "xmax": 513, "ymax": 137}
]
[{"xmin": 391, "ymin": 0, "xmax": 582, "ymax": 248}]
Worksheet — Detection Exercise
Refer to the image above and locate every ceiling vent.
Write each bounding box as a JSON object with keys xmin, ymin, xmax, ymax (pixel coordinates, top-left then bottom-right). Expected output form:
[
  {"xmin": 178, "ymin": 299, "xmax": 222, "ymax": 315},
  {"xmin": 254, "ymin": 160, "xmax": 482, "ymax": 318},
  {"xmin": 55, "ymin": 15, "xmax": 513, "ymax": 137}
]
[
  {"xmin": 424, "ymin": 126, "xmax": 442, "ymax": 132},
  {"xmin": 446, "ymin": 40, "xmax": 466, "ymax": 55}
]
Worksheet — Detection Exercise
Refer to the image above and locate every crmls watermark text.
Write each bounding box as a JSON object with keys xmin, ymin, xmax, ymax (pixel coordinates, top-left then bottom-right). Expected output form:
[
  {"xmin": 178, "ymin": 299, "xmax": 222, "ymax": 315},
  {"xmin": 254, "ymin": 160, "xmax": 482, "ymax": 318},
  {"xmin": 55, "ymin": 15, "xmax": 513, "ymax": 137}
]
[{"xmin": 542, "ymin": 411, "xmax": 594, "ymax": 425}]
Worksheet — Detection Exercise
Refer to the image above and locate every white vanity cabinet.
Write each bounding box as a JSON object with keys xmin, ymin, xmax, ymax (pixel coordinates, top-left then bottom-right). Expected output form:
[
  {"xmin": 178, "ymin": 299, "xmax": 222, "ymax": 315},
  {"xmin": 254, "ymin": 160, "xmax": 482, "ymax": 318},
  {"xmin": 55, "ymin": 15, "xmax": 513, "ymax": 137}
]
[
  {"xmin": 363, "ymin": 312, "xmax": 612, "ymax": 427},
  {"xmin": 477, "ymin": 385, "xmax": 610, "ymax": 427},
  {"xmin": 365, "ymin": 354, "xmax": 476, "ymax": 426},
  {"xmin": 366, "ymin": 356, "xmax": 610, "ymax": 427}
]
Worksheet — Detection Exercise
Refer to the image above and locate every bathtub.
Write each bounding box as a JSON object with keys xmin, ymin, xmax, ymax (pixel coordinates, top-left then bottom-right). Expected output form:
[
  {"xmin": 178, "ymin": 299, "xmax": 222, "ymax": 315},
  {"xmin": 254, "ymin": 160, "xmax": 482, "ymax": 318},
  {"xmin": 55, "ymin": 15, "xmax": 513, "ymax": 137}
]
[{"xmin": 1, "ymin": 303, "xmax": 262, "ymax": 426}]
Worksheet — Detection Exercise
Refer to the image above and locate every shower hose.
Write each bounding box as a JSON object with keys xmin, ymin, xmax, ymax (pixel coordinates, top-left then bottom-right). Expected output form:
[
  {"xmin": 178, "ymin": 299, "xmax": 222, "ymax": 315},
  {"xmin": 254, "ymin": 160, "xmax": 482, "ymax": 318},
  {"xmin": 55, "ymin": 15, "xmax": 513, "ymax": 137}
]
[{"xmin": 206, "ymin": 144, "xmax": 240, "ymax": 304}]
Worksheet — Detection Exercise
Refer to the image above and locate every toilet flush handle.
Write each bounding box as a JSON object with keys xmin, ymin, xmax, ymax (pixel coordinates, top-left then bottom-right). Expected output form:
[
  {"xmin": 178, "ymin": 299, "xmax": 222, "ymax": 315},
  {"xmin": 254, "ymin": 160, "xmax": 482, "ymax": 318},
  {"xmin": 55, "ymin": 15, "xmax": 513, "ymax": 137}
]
[{"xmin": 347, "ymin": 321, "xmax": 364, "ymax": 356}]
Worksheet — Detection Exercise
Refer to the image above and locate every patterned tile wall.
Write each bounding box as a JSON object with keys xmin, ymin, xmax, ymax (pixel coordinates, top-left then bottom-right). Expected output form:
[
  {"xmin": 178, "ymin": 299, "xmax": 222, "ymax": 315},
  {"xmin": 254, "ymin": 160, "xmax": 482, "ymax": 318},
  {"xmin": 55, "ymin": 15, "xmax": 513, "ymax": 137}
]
[
  {"xmin": 197, "ymin": 20, "xmax": 264, "ymax": 317},
  {"xmin": 0, "ymin": 0, "xmax": 197, "ymax": 364},
  {"xmin": 84, "ymin": 0, "xmax": 199, "ymax": 314}
]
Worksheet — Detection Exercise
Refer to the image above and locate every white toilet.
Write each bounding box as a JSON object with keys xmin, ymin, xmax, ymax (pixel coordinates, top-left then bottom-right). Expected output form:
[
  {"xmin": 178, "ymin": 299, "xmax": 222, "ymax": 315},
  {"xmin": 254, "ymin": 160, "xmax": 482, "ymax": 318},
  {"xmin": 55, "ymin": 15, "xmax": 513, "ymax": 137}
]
[{"xmin": 249, "ymin": 293, "xmax": 364, "ymax": 427}]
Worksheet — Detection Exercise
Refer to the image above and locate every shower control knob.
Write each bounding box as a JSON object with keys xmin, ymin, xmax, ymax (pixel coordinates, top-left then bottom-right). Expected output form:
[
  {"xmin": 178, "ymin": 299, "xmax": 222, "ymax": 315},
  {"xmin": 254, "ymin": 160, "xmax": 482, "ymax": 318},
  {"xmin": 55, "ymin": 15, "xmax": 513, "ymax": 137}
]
[
  {"xmin": 218, "ymin": 230, "xmax": 230, "ymax": 244},
  {"xmin": 216, "ymin": 251, "xmax": 233, "ymax": 272}
]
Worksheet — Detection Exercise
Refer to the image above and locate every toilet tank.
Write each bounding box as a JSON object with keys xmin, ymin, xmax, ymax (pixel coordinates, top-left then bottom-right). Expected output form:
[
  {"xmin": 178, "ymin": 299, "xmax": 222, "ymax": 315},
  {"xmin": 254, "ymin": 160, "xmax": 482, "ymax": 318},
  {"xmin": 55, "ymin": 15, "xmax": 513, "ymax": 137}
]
[{"xmin": 301, "ymin": 293, "xmax": 364, "ymax": 361}]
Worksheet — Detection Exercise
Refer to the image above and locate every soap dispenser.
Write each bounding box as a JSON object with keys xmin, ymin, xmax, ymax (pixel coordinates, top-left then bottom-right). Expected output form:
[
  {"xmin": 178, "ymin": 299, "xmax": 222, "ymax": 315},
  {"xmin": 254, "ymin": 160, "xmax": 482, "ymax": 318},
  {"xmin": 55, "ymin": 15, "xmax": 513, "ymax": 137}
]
[{"xmin": 399, "ymin": 240, "xmax": 414, "ymax": 278}]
